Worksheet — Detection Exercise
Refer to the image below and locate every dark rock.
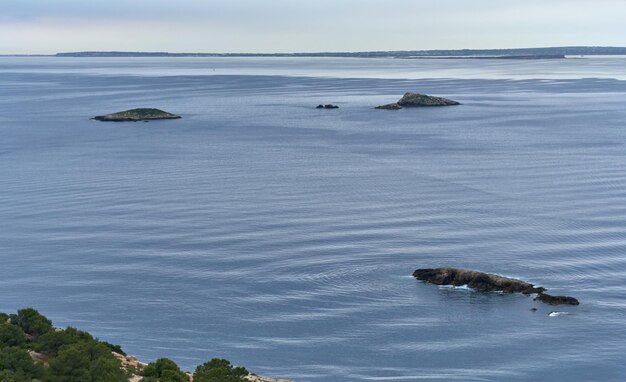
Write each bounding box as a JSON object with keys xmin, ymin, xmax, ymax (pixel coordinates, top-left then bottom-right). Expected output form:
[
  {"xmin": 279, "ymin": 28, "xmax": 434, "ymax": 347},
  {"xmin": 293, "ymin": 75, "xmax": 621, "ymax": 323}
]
[
  {"xmin": 375, "ymin": 103, "xmax": 402, "ymax": 110},
  {"xmin": 413, "ymin": 268, "xmax": 546, "ymax": 294},
  {"xmin": 530, "ymin": 308, "xmax": 538, "ymax": 312},
  {"xmin": 413, "ymin": 267, "xmax": 579, "ymax": 306},
  {"xmin": 93, "ymin": 108, "xmax": 181, "ymax": 122},
  {"xmin": 316, "ymin": 104, "xmax": 339, "ymax": 109},
  {"xmin": 534, "ymin": 293, "xmax": 579, "ymax": 306},
  {"xmin": 397, "ymin": 92, "xmax": 460, "ymax": 107}
]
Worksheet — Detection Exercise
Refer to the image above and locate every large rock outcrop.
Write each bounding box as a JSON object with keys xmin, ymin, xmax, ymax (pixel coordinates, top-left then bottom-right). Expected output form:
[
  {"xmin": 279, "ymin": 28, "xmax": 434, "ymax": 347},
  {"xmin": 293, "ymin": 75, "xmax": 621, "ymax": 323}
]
[
  {"xmin": 375, "ymin": 103, "xmax": 403, "ymax": 110},
  {"xmin": 413, "ymin": 267, "xmax": 579, "ymax": 305},
  {"xmin": 93, "ymin": 108, "xmax": 181, "ymax": 122},
  {"xmin": 535, "ymin": 293, "xmax": 580, "ymax": 306},
  {"xmin": 376, "ymin": 93, "xmax": 460, "ymax": 110},
  {"xmin": 398, "ymin": 92, "xmax": 460, "ymax": 107},
  {"xmin": 413, "ymin": 268, "xmax": 545, "ymax": 294}
]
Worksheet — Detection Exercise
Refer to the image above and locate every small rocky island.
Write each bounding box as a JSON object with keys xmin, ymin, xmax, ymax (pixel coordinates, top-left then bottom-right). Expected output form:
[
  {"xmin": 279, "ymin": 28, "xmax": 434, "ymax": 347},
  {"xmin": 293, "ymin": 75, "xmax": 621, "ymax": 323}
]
[
  {"xmin": 376, "ymin": 92, "xmax": 460, "ymax": 110},
  {"xmin": 413, "ymin": 267, "xmax": 579, "ymax": 305},
  {"xmin": 93, "ymin": 108, "xmax": 181, "ymax": 122},
  {"xmin": 316, "ymin": 104, "xmax": 339, "ymax": 109}
]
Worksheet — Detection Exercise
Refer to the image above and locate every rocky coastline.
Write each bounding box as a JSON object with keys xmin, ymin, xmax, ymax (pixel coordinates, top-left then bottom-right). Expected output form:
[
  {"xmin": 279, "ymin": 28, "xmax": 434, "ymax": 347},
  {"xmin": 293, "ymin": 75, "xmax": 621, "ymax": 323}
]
[
  {"xmin": 1, "ymin": 307, "xmax": 292, "ymax": 382},
  {"xmin": 113, "ymin": 352, "xmax": 293, "ymax": 382}
]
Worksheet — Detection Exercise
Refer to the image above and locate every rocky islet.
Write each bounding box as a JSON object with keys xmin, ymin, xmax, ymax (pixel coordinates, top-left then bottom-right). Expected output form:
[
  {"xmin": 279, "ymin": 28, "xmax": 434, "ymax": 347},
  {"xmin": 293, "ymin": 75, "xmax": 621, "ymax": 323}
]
[
  {"xmin": 413, "ymin": 267, "xmax": 579, "ymax": 306},
  {"xmin": 376, "ymin": 92, "xmax": 461, "ymax": 110},
  {"xmin": 93, "ymin": 108, "xmax": 181, "ymax": 121}
]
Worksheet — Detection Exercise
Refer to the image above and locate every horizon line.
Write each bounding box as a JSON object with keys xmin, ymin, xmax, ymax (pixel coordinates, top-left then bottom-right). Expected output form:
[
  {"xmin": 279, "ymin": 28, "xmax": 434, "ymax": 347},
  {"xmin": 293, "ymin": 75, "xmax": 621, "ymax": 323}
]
[{"xmin": 2, "ymin": 45, "xmax": 626, "ymax": 57}]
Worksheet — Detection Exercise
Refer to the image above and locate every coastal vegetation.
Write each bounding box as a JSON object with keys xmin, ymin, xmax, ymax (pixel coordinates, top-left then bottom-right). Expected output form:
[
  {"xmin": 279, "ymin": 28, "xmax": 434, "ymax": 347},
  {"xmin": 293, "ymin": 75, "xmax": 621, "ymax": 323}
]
[
  {"xmin": 141, "ymin": 358, "xmax": 188, "ymax": 382},
  {"xmin": 0, "ymin": 308, "xmax": 255, "ymax": 382}
]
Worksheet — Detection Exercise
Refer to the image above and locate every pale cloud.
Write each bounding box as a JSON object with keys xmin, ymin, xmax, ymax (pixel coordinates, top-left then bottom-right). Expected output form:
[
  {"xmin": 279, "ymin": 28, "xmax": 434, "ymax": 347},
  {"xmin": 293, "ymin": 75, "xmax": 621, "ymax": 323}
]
[{"xmin": 2, "ymin": 0, "xmax": 626, "ymax": 54}]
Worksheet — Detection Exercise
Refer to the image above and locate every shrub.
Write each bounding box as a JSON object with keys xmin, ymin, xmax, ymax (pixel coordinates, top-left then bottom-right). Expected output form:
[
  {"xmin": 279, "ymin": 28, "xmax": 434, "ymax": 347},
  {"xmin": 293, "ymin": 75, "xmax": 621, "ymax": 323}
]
[
  {"xmin": 47, "ymin": 341, "xmax": 126, "ymax": 382},
  {"xmin": 141, "ymin": 358, "xmax": 189, "ymax": 382},
  {"xmin": 35, "ymin": 326, "xmax": 93, "ymax": 355},
  {"xmin": 193, "ymin": 358, "xmax": 249, "ymax": 382},
  {"xmin": 47, "ymin": 342, "xmax": 91, "ymax": 382},
  {"xmin": 101, "ymin": 340, "xmax": 126, "ymax": 356},
  {"xmin": 0, "ymin": 324, "xmax": 27, "ymax": 348},
  {"xmin": 90, "ymin": 355, "xmax": 128, "ymax": 382},
  {"xmin": 0, "ymin": 346, "xmax": 45, "ymax": 380},
  {"xmin": 11, "ymin": 309, "xmax": 52, "ymax": 337}
]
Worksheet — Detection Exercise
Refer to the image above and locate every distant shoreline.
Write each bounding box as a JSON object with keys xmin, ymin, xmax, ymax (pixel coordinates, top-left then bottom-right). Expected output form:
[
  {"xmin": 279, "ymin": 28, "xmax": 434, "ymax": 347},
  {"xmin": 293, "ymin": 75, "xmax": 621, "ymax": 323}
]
[
  {"xmin": 53, "ymin": 46, "xmax": 626, "ymax": 59},
  {"xmin": 397, "ymin": 54, "xmax": 566, "ymax": 60},
  {"xmin": 3, "ymin": 46, "xmax": 626, "ymax": 59},
  {"xmin": 8, "ymin": 46, "xmax": 626, "ymax": 58},
  {"xmin": 54, "ymin": 54, "xmax": 567, "ymax": 60}
]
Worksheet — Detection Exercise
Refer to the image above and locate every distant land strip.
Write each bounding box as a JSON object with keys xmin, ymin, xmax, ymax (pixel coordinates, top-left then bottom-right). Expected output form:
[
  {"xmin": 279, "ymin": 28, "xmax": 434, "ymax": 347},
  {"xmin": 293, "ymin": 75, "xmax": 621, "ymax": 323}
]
[{"xmin": 52, "ymin": 46, "xmax": 626, "ymax": 58}]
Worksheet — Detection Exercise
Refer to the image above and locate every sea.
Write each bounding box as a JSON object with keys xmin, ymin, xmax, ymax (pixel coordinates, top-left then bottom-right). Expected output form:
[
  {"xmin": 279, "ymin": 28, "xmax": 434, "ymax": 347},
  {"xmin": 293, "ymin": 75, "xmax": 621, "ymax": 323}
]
[{"xmin": 1, "ymin": 56, "xmax": 625, "ymax": 381}]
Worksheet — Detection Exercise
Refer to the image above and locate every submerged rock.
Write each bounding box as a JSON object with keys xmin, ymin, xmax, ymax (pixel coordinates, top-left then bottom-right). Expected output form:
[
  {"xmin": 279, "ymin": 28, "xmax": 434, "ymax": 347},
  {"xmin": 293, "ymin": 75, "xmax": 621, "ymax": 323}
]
[
  {"xmin": 535, "ymin": 293, "xmax": 579, "ymax": 306},
  {"xmin": 413, "ymin": 268, "xmax": 545, "ymax": 294},
  {"xmin": 93, "ymin": 108, "xmax": 181, "ymax": 122},
  {"xmin": 413, "ymin": 267, "xmax": 579, "ymax": 306},
  {"xmin": 316, "ymin": 104, "xmax": 339, "ymax": 109},
  {"xmin": 375, "ymin": 103, "xmax": 402, "ymax": 110},
  {"xmin": 397, "ymin": 92, "xmax": 460, "ymax": 107}
]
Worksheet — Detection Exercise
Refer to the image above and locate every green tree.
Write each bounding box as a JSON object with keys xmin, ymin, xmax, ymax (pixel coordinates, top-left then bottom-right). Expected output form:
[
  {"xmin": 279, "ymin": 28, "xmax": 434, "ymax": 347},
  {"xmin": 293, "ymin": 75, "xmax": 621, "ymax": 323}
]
[
  {"xmin": 141, "ymin": 358, "xmax": 189, "ymax": 382},
  {"xmin": 11, "ymin": 308, "xmax": 52, "ymax": 337},
  {"xmin": 47, "ymin": 343, "xmax": 91, "ymax": 382},
  {"xmin": 35, "ymin": 326, "xmax": 93, "ymax": 355},
  {"xmin": 193, "ymin": 358, "xmax": 248, "ymax": 382},
  {"xmin": 0, "ymin": 346, "xmax": 45, "ymax": 381},
  {"xmin": 47, "ymin": 341, "xmax": 126, "ymax": 382},
  {"xmin": 0, "ymin": 369, "xmax": 37, "ymax": 382},
  {"xmin": 90, "ymin": 356, "xmax": 127, "ymax": 382},
  {"xmin": 100, "ymin": 340, "xmax": 126, "ymax": 356},
  {"xmin": 0, "ymin": 324, "xmax": 27, "ymax": 348}
]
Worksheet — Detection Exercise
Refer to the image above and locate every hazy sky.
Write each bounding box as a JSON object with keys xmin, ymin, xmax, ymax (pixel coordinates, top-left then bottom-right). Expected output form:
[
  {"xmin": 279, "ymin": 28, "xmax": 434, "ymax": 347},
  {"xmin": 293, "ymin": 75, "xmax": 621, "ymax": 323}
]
[{"xmin": 2, "ymin": 0, "xmax": 626, "ymax": 54}]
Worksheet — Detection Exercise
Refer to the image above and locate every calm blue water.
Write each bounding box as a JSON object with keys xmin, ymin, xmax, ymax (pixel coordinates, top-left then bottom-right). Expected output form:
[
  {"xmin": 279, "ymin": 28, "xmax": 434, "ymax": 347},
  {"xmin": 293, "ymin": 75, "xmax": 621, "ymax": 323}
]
[{"xmin": 1, "ymin": 56, "xmax": 626, "ymax": 381}]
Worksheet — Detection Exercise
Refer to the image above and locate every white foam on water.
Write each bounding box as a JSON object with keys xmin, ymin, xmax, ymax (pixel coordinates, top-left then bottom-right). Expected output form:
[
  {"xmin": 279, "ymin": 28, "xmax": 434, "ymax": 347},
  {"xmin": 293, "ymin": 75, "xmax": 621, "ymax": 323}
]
[
  {"xmin": 438, "ymin": 284, "xmax": 472, "ymax": 291},
  {"xmin": 549, "ymin": 311, "xmax": 569, "ymax": 317}
]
